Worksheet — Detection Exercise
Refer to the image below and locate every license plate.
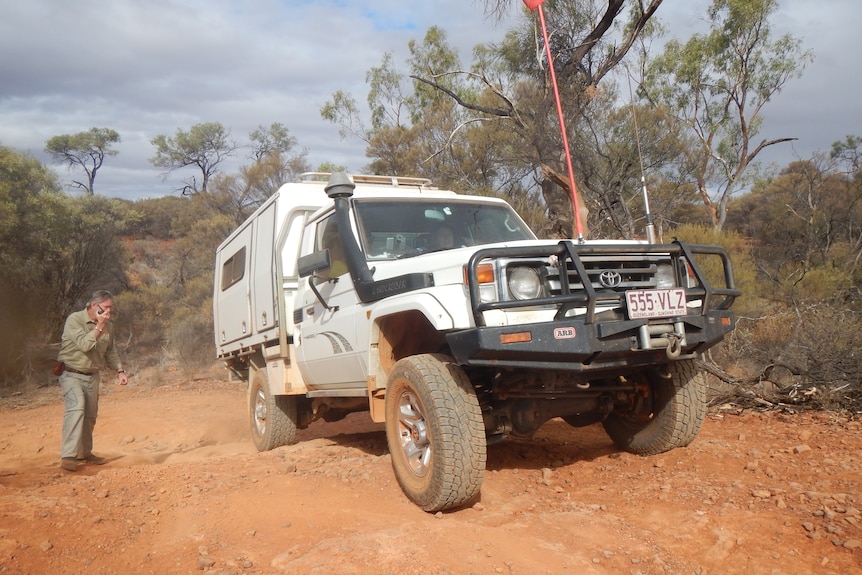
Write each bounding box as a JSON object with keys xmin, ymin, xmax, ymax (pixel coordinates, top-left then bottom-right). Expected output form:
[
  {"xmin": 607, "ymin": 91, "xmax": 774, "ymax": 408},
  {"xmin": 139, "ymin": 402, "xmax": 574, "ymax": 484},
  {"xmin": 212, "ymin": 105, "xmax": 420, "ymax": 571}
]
[{"xmin": 625, "ymin": 289, "xmax": 687, "ymax": 319}]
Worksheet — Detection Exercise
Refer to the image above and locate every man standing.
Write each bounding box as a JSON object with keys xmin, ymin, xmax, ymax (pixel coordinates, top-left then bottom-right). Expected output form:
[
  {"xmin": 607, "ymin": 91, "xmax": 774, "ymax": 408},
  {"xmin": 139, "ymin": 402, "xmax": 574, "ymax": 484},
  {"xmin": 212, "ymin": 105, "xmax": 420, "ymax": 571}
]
[{"xmin": 57, "ymin": 290, "xmax": 128, "ymax": 471}]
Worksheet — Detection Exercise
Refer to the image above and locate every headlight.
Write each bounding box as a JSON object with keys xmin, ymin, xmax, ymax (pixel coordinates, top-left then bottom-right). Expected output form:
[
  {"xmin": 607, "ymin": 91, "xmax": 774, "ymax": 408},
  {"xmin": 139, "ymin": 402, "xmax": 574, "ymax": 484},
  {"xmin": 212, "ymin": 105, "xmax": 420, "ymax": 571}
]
[
  {"xmin": 655, "ymin": 263, "xmax": 676, "ymax": 288},
  {"xmin": 508, "ymin": 266, "xmax": 544, "ymax": 300}
]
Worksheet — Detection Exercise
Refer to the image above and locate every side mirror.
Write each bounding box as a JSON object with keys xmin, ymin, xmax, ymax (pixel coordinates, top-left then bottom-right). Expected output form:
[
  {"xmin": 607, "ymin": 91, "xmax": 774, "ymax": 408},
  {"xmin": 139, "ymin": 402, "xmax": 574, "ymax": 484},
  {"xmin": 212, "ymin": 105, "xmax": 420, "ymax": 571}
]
[{"xmin": 297, "ymin": 250, "xmax": 331, "ymax": 278}]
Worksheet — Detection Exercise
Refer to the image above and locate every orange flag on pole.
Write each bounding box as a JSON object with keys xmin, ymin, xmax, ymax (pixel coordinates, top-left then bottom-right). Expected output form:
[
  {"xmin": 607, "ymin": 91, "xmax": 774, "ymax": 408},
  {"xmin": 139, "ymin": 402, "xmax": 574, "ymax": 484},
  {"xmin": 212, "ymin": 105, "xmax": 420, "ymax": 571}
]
[{"xmin": 522, "ymin": 0, "xmax": 545, "ymax": 11}]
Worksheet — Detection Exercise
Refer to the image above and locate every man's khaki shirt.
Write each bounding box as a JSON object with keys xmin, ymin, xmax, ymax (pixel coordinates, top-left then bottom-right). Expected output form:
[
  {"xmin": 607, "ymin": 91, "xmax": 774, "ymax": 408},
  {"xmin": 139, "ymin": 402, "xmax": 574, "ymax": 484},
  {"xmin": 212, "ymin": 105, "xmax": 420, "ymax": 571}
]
[{"xmin": 58, "ymin": 309, "xmax": 122, "ymax": 373}]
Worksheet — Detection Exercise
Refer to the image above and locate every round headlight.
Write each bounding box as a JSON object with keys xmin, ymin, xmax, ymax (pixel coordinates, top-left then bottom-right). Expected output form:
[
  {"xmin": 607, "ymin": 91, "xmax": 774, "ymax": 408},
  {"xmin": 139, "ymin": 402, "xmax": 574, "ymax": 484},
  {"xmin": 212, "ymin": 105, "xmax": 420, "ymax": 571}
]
[{"xmin": 508, "ymin": 266, "xmax": 544, "ymax": 300}]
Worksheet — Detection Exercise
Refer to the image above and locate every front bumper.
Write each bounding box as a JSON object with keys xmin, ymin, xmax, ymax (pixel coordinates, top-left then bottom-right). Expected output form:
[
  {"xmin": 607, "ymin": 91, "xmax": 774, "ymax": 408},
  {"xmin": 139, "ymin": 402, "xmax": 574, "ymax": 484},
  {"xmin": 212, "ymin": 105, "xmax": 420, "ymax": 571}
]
[
  {"xmin": 446, "ymin": 309, "xmax": 735, "ymax": 373},
  {"xmin": 450, "ymin": 240, "xmax": 740, "ymax": 374}
]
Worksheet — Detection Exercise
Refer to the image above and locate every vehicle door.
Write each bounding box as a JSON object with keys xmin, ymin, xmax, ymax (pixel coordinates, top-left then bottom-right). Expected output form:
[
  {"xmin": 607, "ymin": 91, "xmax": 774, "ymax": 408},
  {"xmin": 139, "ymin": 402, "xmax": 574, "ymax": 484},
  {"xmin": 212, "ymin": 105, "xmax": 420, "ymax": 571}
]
[{"xmin": 295, "ymin": 213, "xmax": 366, "ymax": 392}]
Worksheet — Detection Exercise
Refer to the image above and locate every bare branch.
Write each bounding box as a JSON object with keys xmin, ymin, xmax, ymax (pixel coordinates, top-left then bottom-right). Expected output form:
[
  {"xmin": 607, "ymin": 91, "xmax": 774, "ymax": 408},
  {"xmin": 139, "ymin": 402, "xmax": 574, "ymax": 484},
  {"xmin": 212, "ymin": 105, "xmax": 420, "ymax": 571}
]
[
  {"xmin": 422, "ymin": 117, "xmax": 494, "ymax": 164},
  {"xmin": 409, "ymin": 72, "xmax": 523, "ymax": 128}
]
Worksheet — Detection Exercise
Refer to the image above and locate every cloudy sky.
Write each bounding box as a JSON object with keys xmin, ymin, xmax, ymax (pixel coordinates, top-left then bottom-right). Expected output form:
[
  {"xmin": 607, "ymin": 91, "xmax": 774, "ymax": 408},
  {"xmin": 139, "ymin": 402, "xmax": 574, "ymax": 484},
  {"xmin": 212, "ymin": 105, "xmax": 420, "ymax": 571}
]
[{"xmin": 1, "ymin": 0, "xmax": 857, "ymax": 200}]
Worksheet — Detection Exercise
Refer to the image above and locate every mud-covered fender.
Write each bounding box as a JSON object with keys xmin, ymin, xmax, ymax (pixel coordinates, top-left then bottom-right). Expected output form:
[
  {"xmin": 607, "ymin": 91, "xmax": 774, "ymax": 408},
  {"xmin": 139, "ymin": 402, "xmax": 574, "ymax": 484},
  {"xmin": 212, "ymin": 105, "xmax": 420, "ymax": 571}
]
[{"xmin": 362, "ymin": 287, "xmax": 472, "ymax": 387}]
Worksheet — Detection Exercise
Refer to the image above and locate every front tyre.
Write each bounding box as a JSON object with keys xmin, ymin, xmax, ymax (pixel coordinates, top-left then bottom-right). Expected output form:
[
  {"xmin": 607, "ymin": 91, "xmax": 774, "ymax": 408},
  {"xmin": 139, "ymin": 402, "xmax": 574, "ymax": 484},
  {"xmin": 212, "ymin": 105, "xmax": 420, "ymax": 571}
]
[
  {"xmin": 385, "ymin": 354, "xmax": 486, "ymax": 512},
  {"xmin": 249, "ymin": 368, "xmax": 298, "ymax": 452},
  {"xmin": 602, "ymin": 359, "xmax": 707, "ymax": 456}
]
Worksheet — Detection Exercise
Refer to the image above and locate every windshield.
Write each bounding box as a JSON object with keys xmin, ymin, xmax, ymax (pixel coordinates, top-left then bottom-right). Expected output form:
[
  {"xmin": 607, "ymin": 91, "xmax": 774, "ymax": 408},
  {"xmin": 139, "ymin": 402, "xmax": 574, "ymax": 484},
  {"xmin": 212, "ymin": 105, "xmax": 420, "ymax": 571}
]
[{"xmin": 355, "ymin": 199, "xmax": 535, "ymax": 260}]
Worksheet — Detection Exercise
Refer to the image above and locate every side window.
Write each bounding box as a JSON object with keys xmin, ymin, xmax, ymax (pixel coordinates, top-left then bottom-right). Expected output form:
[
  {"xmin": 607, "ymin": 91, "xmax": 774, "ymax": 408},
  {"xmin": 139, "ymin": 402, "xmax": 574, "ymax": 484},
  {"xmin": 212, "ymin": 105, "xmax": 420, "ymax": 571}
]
[{"xmin": 220, "ymin": 247, "xmax": 246, "ymax": 291}]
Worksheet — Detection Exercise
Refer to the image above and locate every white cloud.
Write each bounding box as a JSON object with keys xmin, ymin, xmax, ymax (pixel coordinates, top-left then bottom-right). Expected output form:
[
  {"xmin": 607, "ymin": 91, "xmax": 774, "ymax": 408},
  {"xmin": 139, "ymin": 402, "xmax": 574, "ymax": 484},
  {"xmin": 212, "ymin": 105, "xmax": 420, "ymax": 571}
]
[{"xmin": 0, "ymin": 0, "xmax": 856, "ymax": 199}]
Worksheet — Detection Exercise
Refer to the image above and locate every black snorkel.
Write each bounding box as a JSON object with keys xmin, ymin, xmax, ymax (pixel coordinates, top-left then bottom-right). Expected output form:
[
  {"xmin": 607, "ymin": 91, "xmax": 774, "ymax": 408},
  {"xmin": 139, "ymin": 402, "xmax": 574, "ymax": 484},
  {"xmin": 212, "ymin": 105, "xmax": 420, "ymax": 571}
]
[{"xmin": 325, "ymin": 172, "xmax": 433, "ymax": 303}]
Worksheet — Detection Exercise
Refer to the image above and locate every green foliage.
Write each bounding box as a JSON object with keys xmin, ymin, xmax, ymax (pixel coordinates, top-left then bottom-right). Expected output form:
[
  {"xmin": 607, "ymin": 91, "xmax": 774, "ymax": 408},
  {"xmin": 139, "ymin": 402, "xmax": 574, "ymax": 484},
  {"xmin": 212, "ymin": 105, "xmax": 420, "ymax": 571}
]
[
  {"xmin": 669, "ymin": 223, "xmax": 761, "ymax": 317},
  {"xmin": 0, "ymin": 146, "xmax": 129, "ymax": 382},
  {"xmin": 124, "ymin": 196, "xmax": 190, "ymax": 238},
  {"xmin": 727, "ymin": 159, "xmax": 862, "ymax": 307},
  {"xmin": 792, "ymin": 267, "xmax": 854, "ymax": 304},
  {"xmin": 114, "ymin": 284, "xmax": 174, "ymax": 361},
  {"xmin": 323, "ymin": 3, "xmax": 663, "ymax": 237},
  {"xmin": 571, "ymin": 93, "xmax": 699, "ymax": 238},
  {"xmin": 248, "ymin": 122, "xmax": 297, "ymax": 161},
  {"xmin": 165, "ymin": 276, "xmax": 216, "ymax": 367},
  {"xmin": 44, "ymin": 127, "xmax": 120, "ymax": 195},
  {"xmin": 316, "ymin": 162, "xmax": 346, "ymax": 174},
  {"xmin": 0, "ymin": 146, "xmax": 64, "ymax": 370},
  {"xmin": 48, "ymin": 196, "xmax": 129, "ymax": 323},
  {"xmin": 830, "ymin": 134, "xmax": 862, "ymax": 173},
  {"xmin": 320, "ymin": 89, "xmax": 367, "ymax": 143},
  {"xmin": 208, "ymin": 148, "xmax": 311, "ymax": 225},
  {"xmin": 150, "ymin": 122, "xmax": 238, "ymax": 194},
  {"xmin": 644, "ymin": 0, "xmax": 812, "ymax": 229},
  {"xmin": 117, "ymin": 196, "xmax": 230, "ymax": 366}
]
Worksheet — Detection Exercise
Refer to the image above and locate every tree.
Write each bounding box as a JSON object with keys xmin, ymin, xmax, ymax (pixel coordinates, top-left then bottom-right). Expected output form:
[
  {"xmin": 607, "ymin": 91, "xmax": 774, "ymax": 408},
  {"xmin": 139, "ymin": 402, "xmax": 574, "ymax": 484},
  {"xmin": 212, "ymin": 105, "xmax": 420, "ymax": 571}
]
[
  {"xmin": 205, "ymin": 123, "xmax": 311, "ymax": 223},
  {"xmin": 44, "ymin": 127, "xmax": 120, "ymax": 195},
  {"xmin": 320, "ymin": 27, "xmax": 546, "ymax": 231},
  {"xmin": 0, "ymin": 146, "xmax": 62, "ymax": 379},
  {"xmin": 316, "ymin": 162, "xmax": 347, "ymax": 174},
  {"xmin": 0, "ymin": 146, "xmax": 129, "ymax": 382},
  {"xmin": 409, "ymin": 1, "xmax": 664, "ymax": 238},
  {"xmin": 150, "ymin": 122, "xmax": 238, "ymax": 194},
  {"xmin": 248, "ymin": 122, "xmax": 299, "ymax": 162},
  {"xmin": 245, "ymin": 123, "xmax": 311, "ymax": 197},
  {"xmin": 569, "ymin": 89, "xmax": 696, "ymax": 239},
  {"xmin": 115, "ymin": 193, "xmax": 233, "ymax": 365},
  {"xmin": 732, "ymin": 157, "xmax": 862, "ymax": 300},
  {"xmin": 830, "ymin": 135, "xmax": 862, "ymax": 175},
  {"xmin": 321, "ymin": 52, "xmax": 411, "ymax": 151},
  {"xmin": 643, "ymin": 0, "xmax": 812, "ymax": 229},
  {"xmin": 47, "ymin": 196, "xmax": 129, "ymax": 324}
]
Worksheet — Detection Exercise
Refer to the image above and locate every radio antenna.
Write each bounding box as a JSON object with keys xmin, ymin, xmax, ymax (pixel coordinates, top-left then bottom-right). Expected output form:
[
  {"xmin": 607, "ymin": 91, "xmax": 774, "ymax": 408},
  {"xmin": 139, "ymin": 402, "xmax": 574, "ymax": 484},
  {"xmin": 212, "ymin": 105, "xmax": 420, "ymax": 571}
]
[{"xmin": 626, "ymin": 68, "xmax": 657, "ymax": 244}]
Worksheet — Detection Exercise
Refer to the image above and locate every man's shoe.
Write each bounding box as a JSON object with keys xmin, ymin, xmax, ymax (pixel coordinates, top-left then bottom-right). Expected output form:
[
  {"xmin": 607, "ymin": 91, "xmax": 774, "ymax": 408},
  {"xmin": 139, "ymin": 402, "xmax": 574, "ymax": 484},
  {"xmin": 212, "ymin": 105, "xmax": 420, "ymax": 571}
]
[
  {"xmin": 82, "ymin": 454, "xmax": 107, "ymax": 465},
  {"xmin": 60, "ymin": 458, "xmax": 79, "ymax": 471}
]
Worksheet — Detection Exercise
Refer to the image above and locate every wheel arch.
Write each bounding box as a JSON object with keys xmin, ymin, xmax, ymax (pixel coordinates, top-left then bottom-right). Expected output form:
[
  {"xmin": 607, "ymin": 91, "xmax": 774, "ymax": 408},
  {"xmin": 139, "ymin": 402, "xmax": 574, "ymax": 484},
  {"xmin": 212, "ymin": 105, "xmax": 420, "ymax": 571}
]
[{"xmin": 365, "ymin": 296, "xmax": 458, "ymax": 422}]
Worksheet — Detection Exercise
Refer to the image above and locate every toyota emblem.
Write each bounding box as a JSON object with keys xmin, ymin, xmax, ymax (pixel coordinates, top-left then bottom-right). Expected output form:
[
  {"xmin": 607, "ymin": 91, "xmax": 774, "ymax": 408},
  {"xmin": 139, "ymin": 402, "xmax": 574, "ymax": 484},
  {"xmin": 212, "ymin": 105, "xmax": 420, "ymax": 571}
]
[{"xmin": 599, "ymin": 270, "xmax": 622, "ymax": 288}]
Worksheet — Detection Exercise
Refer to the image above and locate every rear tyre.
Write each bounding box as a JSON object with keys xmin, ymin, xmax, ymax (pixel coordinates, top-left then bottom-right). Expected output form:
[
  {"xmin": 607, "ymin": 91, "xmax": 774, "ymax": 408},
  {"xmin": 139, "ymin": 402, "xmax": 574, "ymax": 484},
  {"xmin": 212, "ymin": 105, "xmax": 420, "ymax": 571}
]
[
  {"xmin": 602, "ymin": 359, "xmax": 707, "ymax": 455},
  {"xmin": 385, "ymin": 353, "xmax": 486, "ymax": 512},
  {"xmin": 249, "ymin": 368, "xmax": 298, "ymax": 452}
]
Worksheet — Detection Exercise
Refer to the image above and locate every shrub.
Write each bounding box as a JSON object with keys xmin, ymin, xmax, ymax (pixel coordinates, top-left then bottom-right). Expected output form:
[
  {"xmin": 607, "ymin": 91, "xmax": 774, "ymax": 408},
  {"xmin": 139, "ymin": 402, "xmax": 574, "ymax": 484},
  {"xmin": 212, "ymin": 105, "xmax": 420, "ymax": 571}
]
[{"xmin": 719, "ymin": 304, "xmax": 862, "ymax": 411}]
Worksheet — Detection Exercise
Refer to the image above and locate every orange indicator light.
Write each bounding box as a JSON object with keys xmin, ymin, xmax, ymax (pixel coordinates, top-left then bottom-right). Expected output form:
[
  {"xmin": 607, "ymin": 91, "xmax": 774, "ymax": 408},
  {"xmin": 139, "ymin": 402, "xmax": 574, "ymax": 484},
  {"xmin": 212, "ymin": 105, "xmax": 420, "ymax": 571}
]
[
  {"xmin": 475, "ymin": 263, "xmax": 495, "ymax": 284},
  {"xmin": 500, "ymin": 332, "xmax": 532, "ymax": 344}
]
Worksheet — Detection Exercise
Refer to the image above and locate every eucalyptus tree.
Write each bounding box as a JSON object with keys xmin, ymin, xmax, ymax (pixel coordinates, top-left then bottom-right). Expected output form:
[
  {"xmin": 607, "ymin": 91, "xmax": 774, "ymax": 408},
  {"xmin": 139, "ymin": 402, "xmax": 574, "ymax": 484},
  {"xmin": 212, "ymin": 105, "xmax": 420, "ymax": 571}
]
[
  {"xmin": 566, "ymin": 85, "xmax": 699, "ymax": 239},
  {"xmin": 150, "ymin": 122, "xmax": 238, "ymax": 195},
  {"xmin": 831, "ymin": 135, "xmax": 862, "ymax": 175},
  {"xmin": 196, "ymin": 123, "xmax": 311, "ymax": 223},
  {"xmin": 322, "ymin": 3, "xmax": 662, "ymax": 237},
  {"xmin": 248, "ymin": 122, "xmax": 300, "ymax": 162},
  {"xmin": 245, "ymin": 122, "xmax": 311, "ymax": 199},
  {"xmin": 406, "ymin": 0, "xmax": 664, "ymax": 238},
  {"xmin": 322, "ymin": 26, "xmax": 549, "ymax": 230},
  {"xmin": 643, "ymin": 0, "xmax": 812, "ymax": 230},
  {"xmin": 321, "ymin": 43, "xmax": 449, "ymax": 180},
  {"xmin": 44, "ymin": 127, "xmax": 120, "ymax": 195},
  {"xmin": 726, "ymin": 155, "xmax": 862, "ymax": 308}
]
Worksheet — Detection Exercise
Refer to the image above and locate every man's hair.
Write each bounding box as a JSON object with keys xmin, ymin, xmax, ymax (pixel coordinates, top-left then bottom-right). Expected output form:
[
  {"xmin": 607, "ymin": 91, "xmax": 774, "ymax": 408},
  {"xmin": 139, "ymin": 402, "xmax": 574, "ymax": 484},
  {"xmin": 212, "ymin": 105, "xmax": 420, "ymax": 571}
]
[{"xmin": 88, "ymin": 290, "xmax": 114, "ymax": 307}]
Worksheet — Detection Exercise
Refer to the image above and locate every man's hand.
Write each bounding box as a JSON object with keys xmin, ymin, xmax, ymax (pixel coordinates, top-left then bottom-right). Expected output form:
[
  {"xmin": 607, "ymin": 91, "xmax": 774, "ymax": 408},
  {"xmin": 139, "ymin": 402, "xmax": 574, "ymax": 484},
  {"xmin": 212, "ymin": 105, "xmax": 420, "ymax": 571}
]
[{"xmin": 95, "ymin": 313, "xmax": 110, "ymax": 333}]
